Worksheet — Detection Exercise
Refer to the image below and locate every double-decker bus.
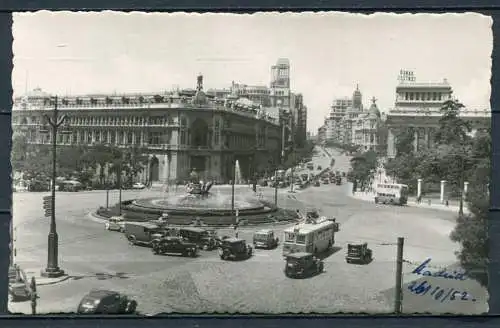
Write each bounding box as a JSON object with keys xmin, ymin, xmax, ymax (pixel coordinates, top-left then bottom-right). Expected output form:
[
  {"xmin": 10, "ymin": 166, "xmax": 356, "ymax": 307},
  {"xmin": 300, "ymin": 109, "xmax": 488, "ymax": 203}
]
[
  {"xmin": 374, "ymin": 183, "xmax": 409, "ymax": 205},
  {"xmin": 282, "ymin": 218, "xmax": 339, "ymax": 256}
]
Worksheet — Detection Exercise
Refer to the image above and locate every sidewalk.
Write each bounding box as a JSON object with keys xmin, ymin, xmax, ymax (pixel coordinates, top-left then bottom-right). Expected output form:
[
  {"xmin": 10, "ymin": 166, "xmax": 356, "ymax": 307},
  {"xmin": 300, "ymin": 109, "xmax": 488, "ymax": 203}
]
[
  {"xmin": 21, "ymin": 267, "xmax": 71, "ymax": 286},
  {"xmin": 351, "ymin": 191, "xmax": 469, "ymax": 214}
]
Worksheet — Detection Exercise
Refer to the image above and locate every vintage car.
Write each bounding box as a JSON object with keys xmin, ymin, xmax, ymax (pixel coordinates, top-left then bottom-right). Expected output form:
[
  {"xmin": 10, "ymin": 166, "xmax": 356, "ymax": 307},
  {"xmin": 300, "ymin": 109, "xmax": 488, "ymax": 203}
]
[
  {"xmin": 284, "ymin": 252, "xmax": 324, "ymax": 278},
  {"xmin": 8, "ymin": 265, "xmax": 32, "ymax": 302},
  {"xmin": 151, "ymin": 236, "xmax": 198, "ymax": 257},
  {"xmin": 252, "ymin": 229, "xmax": 279, "ymax": 249},
  {"xmin": 346, "ymin": 242, "xmax": 373, "ymax": 264},
  {"xmin": 124, "ymin": 222, "xmax": 166, "ymax": 247},
  {"xmin": 77, "ymin": 289, "xmax": 137, "ymax": 314},
  {"xmin": 313, "ymin": 180, "xmax": 321, "ymax": 187},
  {"xmin": 322, "ymin": 177, "xmax": 330, "ymax": 184},
  {"xmin": 131, "ymin": 182, "xmax": 146, "ymax": 190},
  {"xmin": 213, "ymin": 234, "xmax": 231, "ymax": 248},
  {"xmin": 218, "ymin": 237, "xmax": 253, "ymax": 260},
  {"xmin": 178, "ymin": 227, "xmax": 216, "ymax": 250},
  {"xmin": 105, "ymin": 217, "xmax": 125, "ymax": 232}
]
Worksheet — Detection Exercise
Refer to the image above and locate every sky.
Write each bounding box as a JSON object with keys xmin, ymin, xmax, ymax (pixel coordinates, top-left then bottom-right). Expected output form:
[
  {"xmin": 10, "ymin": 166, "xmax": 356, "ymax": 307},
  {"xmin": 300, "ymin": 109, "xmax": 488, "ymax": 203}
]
[{"xmin": 12, "ymin": 11, "xmax": 492, "ymax": 132}]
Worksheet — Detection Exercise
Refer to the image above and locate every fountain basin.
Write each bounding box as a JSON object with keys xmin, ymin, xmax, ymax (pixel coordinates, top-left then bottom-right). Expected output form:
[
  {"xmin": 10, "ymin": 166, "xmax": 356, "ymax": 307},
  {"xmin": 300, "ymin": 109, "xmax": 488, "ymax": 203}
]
[{"xmin": 116, "ymin": 190, "xmax": 296, "ymax": 226}]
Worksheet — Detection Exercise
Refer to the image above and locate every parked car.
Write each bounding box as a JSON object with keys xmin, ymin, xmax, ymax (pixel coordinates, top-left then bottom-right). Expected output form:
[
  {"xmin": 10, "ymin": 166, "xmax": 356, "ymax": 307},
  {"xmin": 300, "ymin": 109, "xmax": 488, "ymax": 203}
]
[
  {"xmin": 77, "ymin": 290, "xmax": 137, "ymax": 314},
  {"xmin": 345, "ymin": 242, "xmax": 373, "ymax": 264},
  {"xmin": 218, "ymin": 237, "xmax": 253, "ymax": 260},
  {"xmin": 314, "ymin": 180, "xmax": 320, "ymax": 187},
  {"xmin": 8, "ymin": 265, "xmax": 32, "ymax": 302},
  {"xmin": 252, "ymin": 229, "xmax": 279, "ymax": 249},
  {"xmin": 284, "ymin": 252, "xmax": 324, "ymax": 278},
  {"xmin": 132, "ymin": 182, "xmax": 146, "ymax": 190},
  {"xmin": 105, "ymin": 217, "xmax": 125, "ymax": 232},
  {"xmin": 152, "ymin": 236, "xmax": 198, "ymax": 257}
]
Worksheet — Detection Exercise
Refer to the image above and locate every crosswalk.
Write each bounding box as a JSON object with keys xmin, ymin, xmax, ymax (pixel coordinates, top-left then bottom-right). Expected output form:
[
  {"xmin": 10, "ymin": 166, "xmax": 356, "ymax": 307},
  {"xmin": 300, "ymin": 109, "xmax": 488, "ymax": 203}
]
[{"xmin": 287, "ymin": 194, "xmax": 298, "ymax": 200}]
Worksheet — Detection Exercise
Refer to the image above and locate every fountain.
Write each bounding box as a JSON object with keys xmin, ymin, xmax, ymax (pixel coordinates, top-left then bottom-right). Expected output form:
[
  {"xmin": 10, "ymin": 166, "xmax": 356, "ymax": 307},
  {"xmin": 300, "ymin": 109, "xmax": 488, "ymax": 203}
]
[
  {"xmin": 234, "ymin": 160, "xmax": 242, "ymax": 185},
  {"xmin": 116, "ymin": 168, "xmax": 291, "ymax": 226}
]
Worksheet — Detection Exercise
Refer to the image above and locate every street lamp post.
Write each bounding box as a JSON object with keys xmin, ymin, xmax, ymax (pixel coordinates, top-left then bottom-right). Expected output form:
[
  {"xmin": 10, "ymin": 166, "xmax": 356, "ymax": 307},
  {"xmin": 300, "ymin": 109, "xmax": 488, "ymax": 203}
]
[
  {"xmin": 231, "ymin": 158, "xmax": 236, "ymax": 214},
  {"xmin": 40, "ymin": 95, "xmax": 69, "ymax": 278}
]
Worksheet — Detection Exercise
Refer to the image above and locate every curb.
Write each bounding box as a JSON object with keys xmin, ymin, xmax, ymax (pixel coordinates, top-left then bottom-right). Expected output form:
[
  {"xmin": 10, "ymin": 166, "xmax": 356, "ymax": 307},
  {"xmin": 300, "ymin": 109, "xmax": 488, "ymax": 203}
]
[
  {"xmin": 88, "ymin": 210, "xmax": 298, "ymax": 229},
  {"xmin": 88, "ymin": 212, "xmax": 109, "ymax": 223},
  {"xmin": 350, "ymin": 193, "xmax": 466, "ymax": 213},
  {"xmin": 37, "ymin": 275, "xmax": 72, "ymax": 286}
]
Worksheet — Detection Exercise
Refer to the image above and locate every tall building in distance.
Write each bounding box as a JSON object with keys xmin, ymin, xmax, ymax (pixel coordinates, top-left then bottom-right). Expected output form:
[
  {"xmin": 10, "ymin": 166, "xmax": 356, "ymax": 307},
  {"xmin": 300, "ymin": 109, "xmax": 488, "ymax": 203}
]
[
  {"xmin": 317, "ymin": 84, "xmax": 382, "ymax": 152},
  {"xmin": 270, "ymin": 58, "xmax": 291, "ymax": 107}
]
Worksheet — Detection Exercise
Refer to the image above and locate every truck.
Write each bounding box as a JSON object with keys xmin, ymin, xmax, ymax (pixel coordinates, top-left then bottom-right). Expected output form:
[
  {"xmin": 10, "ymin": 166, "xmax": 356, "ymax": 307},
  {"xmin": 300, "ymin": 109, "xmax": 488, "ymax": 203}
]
[{"xmin": 124, "ymin": 222, "xmax": 166, "ymax": 247}]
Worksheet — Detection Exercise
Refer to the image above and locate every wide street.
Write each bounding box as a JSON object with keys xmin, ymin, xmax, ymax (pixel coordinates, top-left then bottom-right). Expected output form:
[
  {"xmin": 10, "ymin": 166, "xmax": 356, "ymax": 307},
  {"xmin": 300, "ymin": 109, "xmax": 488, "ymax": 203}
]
[{"xmin": 9, "ymin": 148, "xmax": 487, "ymax": 315}]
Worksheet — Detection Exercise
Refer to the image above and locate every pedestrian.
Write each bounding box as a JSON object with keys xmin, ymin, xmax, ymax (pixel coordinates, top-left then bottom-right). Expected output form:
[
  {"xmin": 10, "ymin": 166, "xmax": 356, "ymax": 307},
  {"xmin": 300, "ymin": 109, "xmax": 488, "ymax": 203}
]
[{"xmin": 30, "ymin": 276, "xmax": 37, "ymax": 315}]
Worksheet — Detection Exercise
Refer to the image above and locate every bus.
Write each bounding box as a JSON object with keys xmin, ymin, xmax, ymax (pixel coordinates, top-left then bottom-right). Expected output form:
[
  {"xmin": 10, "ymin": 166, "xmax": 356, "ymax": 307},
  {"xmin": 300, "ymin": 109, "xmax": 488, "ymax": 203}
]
[
  {"xmin": 282, "ymin": 218, "xmax": 339, "ymax": 256},
  {"xmin": 374, "ymin": 183, "xmax": 409, "ymax": 205}
]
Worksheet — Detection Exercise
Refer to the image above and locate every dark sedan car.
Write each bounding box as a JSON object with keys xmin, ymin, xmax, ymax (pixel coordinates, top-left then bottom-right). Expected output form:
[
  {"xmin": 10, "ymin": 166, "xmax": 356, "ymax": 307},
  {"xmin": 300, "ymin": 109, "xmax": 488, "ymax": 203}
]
[{"xmin": 77, "ymin": 290, "xmax": 137, "ymax": 314}]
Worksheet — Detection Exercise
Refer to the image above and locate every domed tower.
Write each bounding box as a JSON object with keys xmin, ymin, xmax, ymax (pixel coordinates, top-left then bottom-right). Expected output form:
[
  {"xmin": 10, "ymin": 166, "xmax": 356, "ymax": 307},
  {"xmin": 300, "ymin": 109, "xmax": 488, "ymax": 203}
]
[{"xmin": 352, "ymin": 84, "xmax": 363, "ymax": 111}]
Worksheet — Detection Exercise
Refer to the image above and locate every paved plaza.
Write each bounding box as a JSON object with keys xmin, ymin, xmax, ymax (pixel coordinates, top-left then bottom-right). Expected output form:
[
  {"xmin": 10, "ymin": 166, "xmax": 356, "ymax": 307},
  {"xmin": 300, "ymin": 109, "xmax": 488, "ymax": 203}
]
[{"xmin": 9, "ymin": 149, "xmax": 487, "ymax": 315}]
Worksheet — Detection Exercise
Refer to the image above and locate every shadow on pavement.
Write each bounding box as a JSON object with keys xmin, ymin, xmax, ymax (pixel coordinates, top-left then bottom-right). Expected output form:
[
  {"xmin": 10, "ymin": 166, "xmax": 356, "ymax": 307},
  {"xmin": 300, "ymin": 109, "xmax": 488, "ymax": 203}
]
[
  {"xmin": 316, "ymin": 246, "xmax": 342, "ymax": 260},
  {"xmin": 70, "ymin": 272, "xmax": 131, "ymax": 281}
]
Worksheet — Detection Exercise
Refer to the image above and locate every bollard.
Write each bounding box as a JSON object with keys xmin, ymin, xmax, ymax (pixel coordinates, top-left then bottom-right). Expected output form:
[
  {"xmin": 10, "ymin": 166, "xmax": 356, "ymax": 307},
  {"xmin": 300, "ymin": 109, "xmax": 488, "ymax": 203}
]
[{"xmin": 30, "ymin": 276, "xmax": 37, "ymax": 315}]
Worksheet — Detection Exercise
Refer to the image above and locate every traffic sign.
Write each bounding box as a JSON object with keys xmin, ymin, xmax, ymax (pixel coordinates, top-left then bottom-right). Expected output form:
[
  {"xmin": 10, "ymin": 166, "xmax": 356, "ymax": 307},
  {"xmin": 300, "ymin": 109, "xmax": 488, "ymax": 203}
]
[
  {"xmin": 43, "ymin": 196, "xmax": 53, "ymax": 217},
  {"xmin": 43, "ymin": 196, "xmax": 53, "ymax": 209}
]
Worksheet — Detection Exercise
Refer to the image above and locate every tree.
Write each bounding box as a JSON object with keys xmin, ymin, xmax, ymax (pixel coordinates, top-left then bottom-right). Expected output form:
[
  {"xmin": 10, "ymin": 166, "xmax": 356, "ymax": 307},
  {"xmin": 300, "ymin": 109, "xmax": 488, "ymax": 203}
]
[
  {"xmin": 11, "ymin": 134, "xmax": 29, "ymax": 170},
  {"xmin": 80, "ymin": 144, "xmax": 122, "ymax": 184},
  {"xmin": 394, "ymin": 127, "xmax": 415, "ymax": 157},
  {"xmin": 121, "ymin": 147, "xmax": 149, "ymax": 185},
  {"xmin": 348, "ymin": 150, "xmax": 378, "ymax": 191},
  {"xmin": 57, "ymin": 145, "xmax": 89, "ymax": 177},
  {"xmin": 375, "ymin": 121, "xmax": 389, "ymax": 156},
  {"xmin": 449, "ymin": 126, "xmax": 490, "ymax": 287}
]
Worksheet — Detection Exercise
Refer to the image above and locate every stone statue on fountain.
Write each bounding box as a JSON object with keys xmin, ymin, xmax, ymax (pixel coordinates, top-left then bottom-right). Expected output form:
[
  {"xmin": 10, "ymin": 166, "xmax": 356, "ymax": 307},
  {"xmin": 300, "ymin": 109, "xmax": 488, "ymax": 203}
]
[{"xmin": 186, "ymin": 168, "xmax": 213, "ymax": 197}]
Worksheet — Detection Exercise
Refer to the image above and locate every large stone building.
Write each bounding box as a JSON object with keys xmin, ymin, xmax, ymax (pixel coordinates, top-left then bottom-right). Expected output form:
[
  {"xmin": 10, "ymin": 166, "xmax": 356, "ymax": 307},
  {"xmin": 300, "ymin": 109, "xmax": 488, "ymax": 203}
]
[
  {"xmin": 12, "ymin": 76, "xmax": 284, "ymax": 184},
  {"xmin": 385, "ymin": 72, "xmax": 491, "ymax": 158},
  {"xmin": 13, "ymin": 58, "xmax": 310, "ymax": 183}
]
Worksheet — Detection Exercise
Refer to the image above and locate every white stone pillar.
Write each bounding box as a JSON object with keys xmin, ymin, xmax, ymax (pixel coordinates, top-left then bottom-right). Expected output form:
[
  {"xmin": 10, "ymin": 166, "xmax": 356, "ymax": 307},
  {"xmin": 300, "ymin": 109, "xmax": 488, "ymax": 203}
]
[
  {"xmin": 424, "ymin": 128, "xmax": 429, "ymax": 148},
  {"xmin": 413, "ymin": 130, "xmax": 418, "ymax": 152},
  {"xmin": 417, "ymin": 178, "xmax": 422, "ymax": 198},
  {"xmin": 387, "ymin": 129, "xmax": 395, "ymax": 157},
  {"xmin": 440, "ymin": 180, "xmax": 446, "ymax": 204}
]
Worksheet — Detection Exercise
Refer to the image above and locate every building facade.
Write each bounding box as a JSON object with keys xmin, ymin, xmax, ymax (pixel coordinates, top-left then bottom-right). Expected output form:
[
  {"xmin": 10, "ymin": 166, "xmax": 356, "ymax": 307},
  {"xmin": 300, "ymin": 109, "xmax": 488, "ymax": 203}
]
[
  {"xmin": 318, "ymin": 84, "xmax": 382, "ymax": 151},
  {"xmin": 385, "ymin": 73, "xmax": 491, "ymax": 158},
  {"xmin": 12, "ymin": 76, "xmax": 284, "ymax": 184}
]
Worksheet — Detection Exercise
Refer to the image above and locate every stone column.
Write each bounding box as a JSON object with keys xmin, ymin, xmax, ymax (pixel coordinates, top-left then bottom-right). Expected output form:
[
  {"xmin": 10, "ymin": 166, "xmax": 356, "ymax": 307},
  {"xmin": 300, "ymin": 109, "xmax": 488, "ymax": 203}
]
[
  {"xmin": 424, "ymin": 128, "xmax": 429, "ymax": 148},
  {"xmin": 417, "ymin": 178, "xmax": 423, "ymax": 198},
  {"xmin": 413, "ymin": 129, "xmax": 418, "ymax": 152},
  {"xmin": 440, "ymin": 180, "xmax": 446, "ymax": 204},
  {"xmin": 463, "ymin": 181, "xmax": 469, "ymax": 198}
]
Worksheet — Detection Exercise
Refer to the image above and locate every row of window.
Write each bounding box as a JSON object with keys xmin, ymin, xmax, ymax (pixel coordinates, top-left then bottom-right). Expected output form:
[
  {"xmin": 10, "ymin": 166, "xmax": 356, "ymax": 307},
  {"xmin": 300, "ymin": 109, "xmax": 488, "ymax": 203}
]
[{"xmin": 401, "ymin": 91, "xmax": 448, "ymax": 102}]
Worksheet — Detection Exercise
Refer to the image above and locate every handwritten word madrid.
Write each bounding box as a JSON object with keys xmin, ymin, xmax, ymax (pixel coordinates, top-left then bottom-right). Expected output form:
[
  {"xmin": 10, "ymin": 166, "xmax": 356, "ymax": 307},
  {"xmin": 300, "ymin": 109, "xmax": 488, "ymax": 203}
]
[{"xmin": 412, "ymin": 258, "xmax": 467, "ymax": 281}]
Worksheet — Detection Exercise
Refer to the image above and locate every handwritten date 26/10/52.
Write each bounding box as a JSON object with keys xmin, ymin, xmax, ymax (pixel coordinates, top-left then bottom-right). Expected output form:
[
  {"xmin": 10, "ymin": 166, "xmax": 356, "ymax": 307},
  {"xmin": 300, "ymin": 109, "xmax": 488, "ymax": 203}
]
[{"xmin": 407, "ymin": 280, "xmax": 476, "ymax": 303}]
